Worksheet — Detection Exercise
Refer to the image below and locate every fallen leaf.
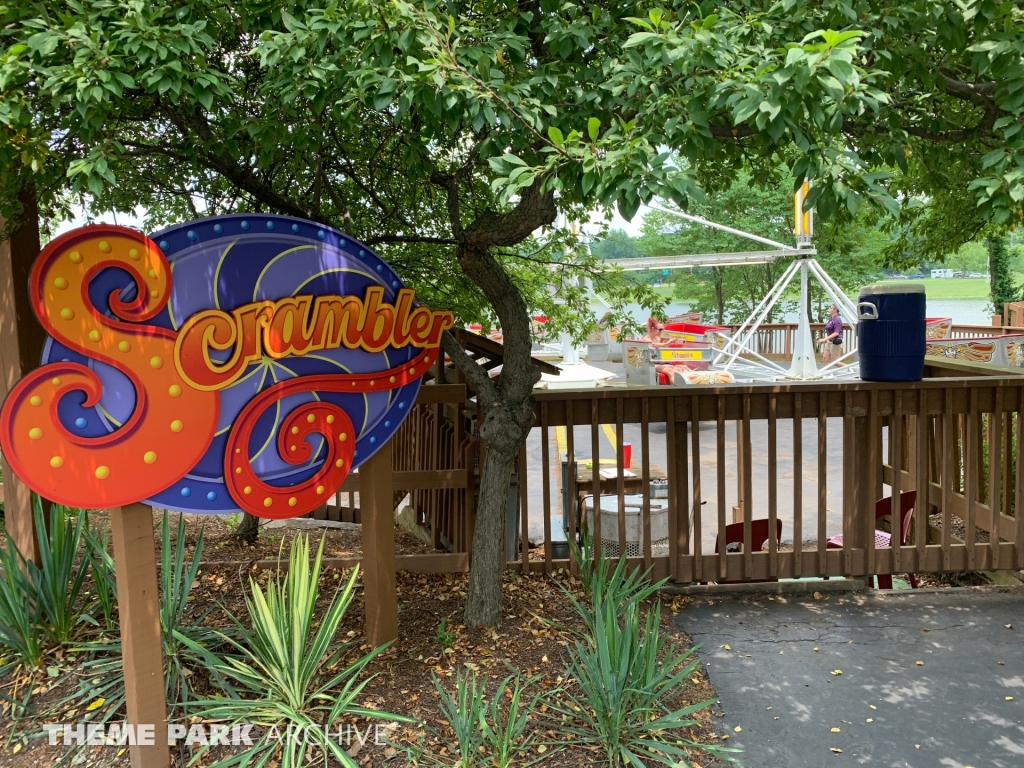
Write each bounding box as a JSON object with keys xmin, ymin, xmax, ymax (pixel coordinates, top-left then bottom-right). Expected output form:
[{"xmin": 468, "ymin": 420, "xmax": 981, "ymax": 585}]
[
  {"xmin": 915, "ymin": 745, "xmax": 921, "ymax": 749},
  {"xmin": 1006, "ymin": 624, "xmax": 1013, "ymax": 629},
  {"xmin": 722, "ymin": 644, "xmax": 732, "ymax": 650},
  {"xmin": 774, "ymin": 716, "xmax": 779, "ymax": 720},
  {"xmin": 1006, "ymin": 697, "xmax": 1014, "ymax": 701},
  {"xmin": 12, "ymin": 743, "xmax": 21, "ymax": 755},
  {"xmin": 831, "ymin": 727, "xmax": 840, "ymax": 733},
  {"xmin": 870, "ymin": 705, "xmax": 877, "ymax": 709},
  {"xmin": 734, "ymin": 726, "xmax": 742, "ymax": 732},
  {"xmin": 813, "ymin": 591, "xmax": 823, "ymax": 600},
  {"xmin": 721, "ymin": 734, "xmax": 730, "ymax": 740},
  {"xmin": 537, "ymin": 745, "xmax": 547, "ymax": 754},
  {"xmin": 779, "ymin": 650, "xmax": 784, "ymax": 655},
  {"xmin": 922, "ymin": 627, "xmax": 930, "ymax": 632},
  {"xmin": 86, "ymin": 698, "xmax": 105, "ymax": 711},
  {"xmin": 830, "ymin": 748, "xmax": 842, "ymax": 754},
  {"xmin": 813, "ymin": 647, "xmax": 820, "ymax": 652},
  {"xmin": 866, "ymin": 718, "xmax": 873, "ymax": 723},
  {"xmin": 830, "ymin": 670, "xmax": 843, "ymax": 676},
  {"xmin": 915, "ymin": 661, "xmax": 924, "ymax": 666}
]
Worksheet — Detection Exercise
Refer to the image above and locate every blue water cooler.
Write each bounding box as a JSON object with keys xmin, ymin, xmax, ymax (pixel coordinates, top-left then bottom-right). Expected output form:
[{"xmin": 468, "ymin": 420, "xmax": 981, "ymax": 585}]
[{"xmin": 857, "ymin": 284, "xmax": 926, "ymax": 381}]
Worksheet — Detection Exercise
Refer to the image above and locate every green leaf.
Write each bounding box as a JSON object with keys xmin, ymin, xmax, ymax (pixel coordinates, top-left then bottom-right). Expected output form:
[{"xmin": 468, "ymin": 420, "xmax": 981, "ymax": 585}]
[
  {"xmin": 548, "ymin": 126, "xmax": 564, "ymax": 146},
  {"xmin": 981, "ymin": 149, "xmax": 1006, "ymax": 169},
  {"xmin": 588, "ymin": 117, "xmax": 601, "ymax": 142}
]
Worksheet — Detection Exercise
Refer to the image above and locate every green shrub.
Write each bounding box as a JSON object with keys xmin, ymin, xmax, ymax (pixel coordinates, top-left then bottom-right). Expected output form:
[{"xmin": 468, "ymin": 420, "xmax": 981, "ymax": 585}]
[
  {"xmin": 432, "ymin": 668, "xmax": 486, "ymax": 768},
  {"xmin": 82, "ymin": 520, "xmax": 117, "ymax": 633},
  {"xmin": 481, "ymin": 672, "xmax": 546, "ymax": 768},
  {"xmin": 0, "ymin": 535, "xmax": 43, "ymax": 671},
  {"xmin": 186, "ymin": 534, "xmax": 409, "ymax": 767},
  {"xmin": 65, "ymin": 512, "xmax": 234, "ymax": 728},
  {"xmin": 0, "ymin": 500, "xmax": 97, "ymax": 671},
  {"xmin": 409, "ymin": 669, "xmax": 546, "ymax": 768},
  {"xmin": 549, "ymin": 545, "xmax": 738, "ymax": 767}
]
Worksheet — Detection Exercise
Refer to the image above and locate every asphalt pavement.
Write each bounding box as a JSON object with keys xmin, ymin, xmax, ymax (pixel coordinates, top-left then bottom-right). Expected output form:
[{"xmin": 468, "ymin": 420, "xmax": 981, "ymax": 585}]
[{"xmin": 674, "ymin": 587, "xmax": 1024, "ymax": 767}]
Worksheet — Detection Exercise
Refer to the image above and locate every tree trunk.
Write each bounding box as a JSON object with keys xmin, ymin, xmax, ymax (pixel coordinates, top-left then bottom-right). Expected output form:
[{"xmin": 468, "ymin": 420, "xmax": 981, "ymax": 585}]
[
  {"xmin": 234, "ymin": 512, "xmax": 260, "ymax": 543},
  {"xmin": 462, "ymin": 411, "xmax": 520, "ymax": 627},
  {"xmin": 436, "ymin": 180, "xmax": 555, "ymax": 628}
]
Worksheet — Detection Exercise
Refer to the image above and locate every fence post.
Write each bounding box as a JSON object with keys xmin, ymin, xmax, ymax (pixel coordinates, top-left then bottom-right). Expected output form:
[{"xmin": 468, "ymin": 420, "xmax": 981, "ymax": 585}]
[
  {"xmin": 361, "ymin": 440, "xmax": 398, "ymax": 646},
  {"xmin": 843, "ymin": 399, "xmax": 872, "ymax": 576},
  {"xmin": 109, "ymin": 503, "xmax": 169, "ymax": 768}
]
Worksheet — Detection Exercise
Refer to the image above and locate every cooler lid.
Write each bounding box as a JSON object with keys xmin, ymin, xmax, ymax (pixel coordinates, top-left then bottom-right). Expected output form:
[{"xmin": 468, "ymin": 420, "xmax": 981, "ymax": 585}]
[{"xmin": 859, "ymin": 283, "xmax": 926, "ymax": 296}]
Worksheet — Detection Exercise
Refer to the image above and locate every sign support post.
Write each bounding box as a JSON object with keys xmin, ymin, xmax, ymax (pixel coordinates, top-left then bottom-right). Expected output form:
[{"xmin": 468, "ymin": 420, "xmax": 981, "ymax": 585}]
[
  {"xmin": 360, "ymin": 440, "xmax": 397, "ymax": 646},
  {"xmin": 109, "ymin": 503, "xmax": 169, "ymax": 768}
]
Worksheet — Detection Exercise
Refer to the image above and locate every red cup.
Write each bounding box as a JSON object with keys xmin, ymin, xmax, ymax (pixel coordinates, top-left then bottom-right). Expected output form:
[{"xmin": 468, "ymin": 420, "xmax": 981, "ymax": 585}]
[{"xmin": 622, "ymin": 442, "xmax": 632, "ymax": 468}]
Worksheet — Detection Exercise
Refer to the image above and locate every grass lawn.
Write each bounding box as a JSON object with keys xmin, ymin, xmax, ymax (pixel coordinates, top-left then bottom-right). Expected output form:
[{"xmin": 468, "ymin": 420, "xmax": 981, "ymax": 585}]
[{"xmin": 875, "ymin": 277, "xmax": 997, "ymax": 299}]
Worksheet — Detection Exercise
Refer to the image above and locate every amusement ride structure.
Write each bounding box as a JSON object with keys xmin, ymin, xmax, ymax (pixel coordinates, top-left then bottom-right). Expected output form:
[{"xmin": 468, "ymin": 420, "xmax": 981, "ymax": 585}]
[{"xmin": 595, "ymin": 182, "xmax": 863, "ymax": 382}]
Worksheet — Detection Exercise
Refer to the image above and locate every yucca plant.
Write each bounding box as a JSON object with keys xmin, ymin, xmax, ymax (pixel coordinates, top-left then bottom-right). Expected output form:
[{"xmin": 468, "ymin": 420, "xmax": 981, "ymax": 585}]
[
  {"xmin": 65, "ymin": 512, "xmax": 234, "ymax": 731},
  {"xmin": 481, "ymin": 672, "xmax": 548, "ymax": 768},
  {"xmin": 83, "ymin": 520, "xmax": 117, "ymax": 633},
  {"xmin": 432, "ymin": 668, "xmax": 487, "ymax": 767},
  {"xmin": 406, "ymin": 669, "xmax": 547, "ymax": 768},
  {"xmin": 29, "ymin": 499, "xmax": 93, "ymax": 645},
  {"xmin": 0, "ymin": 534, "xmax": 43, "ymax": 671},
  {"xmin": 546, "ymin": 561, "xmax": 738, "ymax": 767},
  {"xmin": 0, "ymin": 500, "xmax": 96, "ymax": 671},
  {"xmin": 564, "ymin": 534, "xmax": 662, "ymax": 638},
  {"xmin": 187, "ymin": 534, "xmax": 410, "ymax": 768}
]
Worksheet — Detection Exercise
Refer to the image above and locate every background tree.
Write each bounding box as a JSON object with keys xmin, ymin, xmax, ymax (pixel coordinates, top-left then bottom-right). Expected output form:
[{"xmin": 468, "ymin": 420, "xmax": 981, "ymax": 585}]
[
  {"xmin": 988, "ymin": 233, "xmax": 1021, "ymax": 315},
  {"xmin": 5, "ymin": 0, "xmax": 1024, "ymax": 626},
  {"xmin": 589, "ymin": 229, "xmax": 642, "ymax": 261},
  {"xmin": 946, "ymin": 241, "xmax": 990, "ymax": 275}
]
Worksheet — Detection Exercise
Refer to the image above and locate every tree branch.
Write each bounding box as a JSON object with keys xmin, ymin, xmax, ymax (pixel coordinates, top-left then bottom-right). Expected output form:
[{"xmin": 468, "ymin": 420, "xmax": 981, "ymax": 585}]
[
  {"xmin": 160, "ymin": 102, "xmax": 333, "ymax": 225},
  {"xmin": 441, "ymin": 331, "xmax": 496, "ymax": 405},
  {"xmin": 364, "ymin": 234, "xmax": 458, "ymax": 246}
]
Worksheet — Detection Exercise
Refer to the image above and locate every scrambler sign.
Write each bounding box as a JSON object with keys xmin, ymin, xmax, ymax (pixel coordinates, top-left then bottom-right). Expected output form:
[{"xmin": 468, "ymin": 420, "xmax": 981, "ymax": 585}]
[{"xmin": 0, "ymin": 214, "xmax": 453, "ymax": 518}]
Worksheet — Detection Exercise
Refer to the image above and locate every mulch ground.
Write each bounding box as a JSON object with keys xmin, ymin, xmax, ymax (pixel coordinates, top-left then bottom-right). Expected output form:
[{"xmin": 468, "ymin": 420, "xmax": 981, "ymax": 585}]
[{"xmin": 0, "ymin": 514, "xmax": 724, "ymax": 768}]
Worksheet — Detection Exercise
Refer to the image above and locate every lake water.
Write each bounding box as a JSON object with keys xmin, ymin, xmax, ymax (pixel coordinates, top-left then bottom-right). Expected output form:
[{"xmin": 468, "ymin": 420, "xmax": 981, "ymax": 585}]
[{"xmin": 606, "ymin": 297, "xmax": 994, "ymax": 327}]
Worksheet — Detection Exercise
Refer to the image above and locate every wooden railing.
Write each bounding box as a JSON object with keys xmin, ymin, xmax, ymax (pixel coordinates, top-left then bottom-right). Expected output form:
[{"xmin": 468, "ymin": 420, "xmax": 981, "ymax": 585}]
[
  {"xmin": 513, "ymin": 364, "xmax": 1023, "ymax": 583},
  {"xmin": 719, "ymin": 321, "xmax": 1024, "ymax": 358}
]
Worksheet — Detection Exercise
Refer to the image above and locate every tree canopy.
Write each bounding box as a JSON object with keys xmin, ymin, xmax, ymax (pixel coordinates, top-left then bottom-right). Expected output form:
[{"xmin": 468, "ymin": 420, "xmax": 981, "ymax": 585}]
[{"xmin": 4, "ymin": 0, "xmax": 1024, "ymax": 625}]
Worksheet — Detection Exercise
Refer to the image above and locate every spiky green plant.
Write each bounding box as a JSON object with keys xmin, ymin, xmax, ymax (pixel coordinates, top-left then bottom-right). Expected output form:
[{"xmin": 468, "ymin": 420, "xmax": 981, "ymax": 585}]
[
  {"xmin": 407, "ymin": 669, "xmax": 548, "ymax": 768},
  {"xmin": 545, "ymin": 548, "xmax": 738, "ymax": 767},
  {"xmin": 65, "ymin": 512, "xmax": 234, "ymax": 731},
  {"xmin": 433, "ymin": 668, "xmax": 487, "ymax": 768},
  {"xmin": 82, "ymin": 520, "xmax": 117, "ymax": 633},
  {"xmin": 0, "ymin": 500, "xmax": 97, "ymax": 671},
  {"xmin": 186, "ymin": 534, "xmax": 410, "ymax": 767},
  {"xmin": 481, "ymin": 672, "xmax": 547, "ymax": 768},
  {"xmin": 0, "ymin": 535, "xmax": 43, "ymax": 671}
]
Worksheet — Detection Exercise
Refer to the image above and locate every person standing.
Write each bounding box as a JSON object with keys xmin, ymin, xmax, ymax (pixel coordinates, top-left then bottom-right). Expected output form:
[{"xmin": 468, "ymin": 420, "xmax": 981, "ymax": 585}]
[{"xmin": 818, "ymin": 304, "xmax": 844, "ymax": 365}]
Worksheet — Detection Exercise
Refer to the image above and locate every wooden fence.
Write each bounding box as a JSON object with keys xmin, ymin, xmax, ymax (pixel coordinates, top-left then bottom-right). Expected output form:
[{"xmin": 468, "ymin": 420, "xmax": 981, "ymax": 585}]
[
  {"xmin": 319, "ymin": 346, "xmax": 1023, "ymax": 586},
  {"xmin": 514, "ymin": 371, "xmax": 1022, "ymax": 583},
  {"xmin": 724, "ymin": 321, "xmax": 1024, "ymax": 358}
]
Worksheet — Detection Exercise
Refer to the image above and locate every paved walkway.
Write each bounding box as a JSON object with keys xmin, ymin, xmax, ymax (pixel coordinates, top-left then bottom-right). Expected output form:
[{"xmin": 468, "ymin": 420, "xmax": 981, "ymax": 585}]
[{"xmin": 674, "ymin": 587, "xmax": 1024, "ymax": 767}]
